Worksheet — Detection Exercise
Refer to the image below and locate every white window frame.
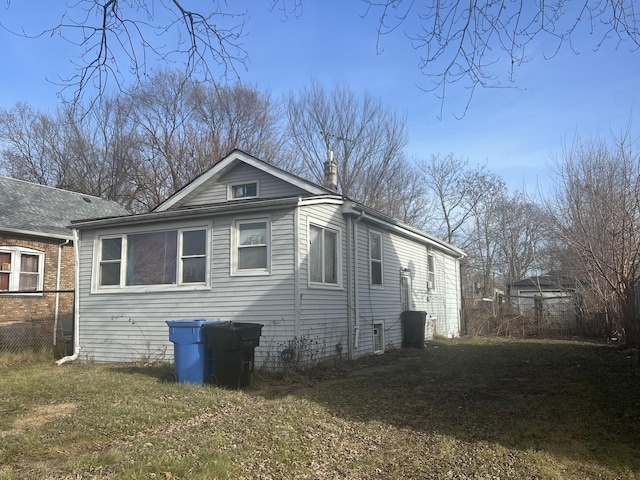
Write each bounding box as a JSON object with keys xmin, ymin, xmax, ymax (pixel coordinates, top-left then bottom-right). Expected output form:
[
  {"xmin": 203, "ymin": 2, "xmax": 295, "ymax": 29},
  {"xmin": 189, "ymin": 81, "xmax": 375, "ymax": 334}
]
[
  {"xmin": 427, "ymin": 252, "xmax": 436, "ymax": 291},
  {"xmin": 373, "ymin": 321, "xmax": 385, "ymax": 354},
  {"xmin": 232, "ymin": 217, "xmax": 271, "ymax": 276},
  {"xmin": 0, "ymin": 246, "xmax": 44, "ymax": 294},
  {"xmin": 227, "ymin": 180, "xmax": 260, "ymax": 200},
  {"xmin": 93, "ymin": 225, "xmax": 210, "ymax": 292},
  {"xmin": 308, "ymin": 221, "xmax": 342, "ymax": 288},
  {"xmin": 369, "ymin": 230, "xmax": 383, "ymax": 288}
]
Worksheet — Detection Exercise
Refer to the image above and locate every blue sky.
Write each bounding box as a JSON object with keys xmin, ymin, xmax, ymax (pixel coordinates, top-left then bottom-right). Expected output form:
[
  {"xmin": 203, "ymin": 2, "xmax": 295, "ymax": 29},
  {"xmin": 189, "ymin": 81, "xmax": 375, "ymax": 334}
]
[{"xmin": 1, "ymin": 2, "xmax": 639, "ymax": 194}]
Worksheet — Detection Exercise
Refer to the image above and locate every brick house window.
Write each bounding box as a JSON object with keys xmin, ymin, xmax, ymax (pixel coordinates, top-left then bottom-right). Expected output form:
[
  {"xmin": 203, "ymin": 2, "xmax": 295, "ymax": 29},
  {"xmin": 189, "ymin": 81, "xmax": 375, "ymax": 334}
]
[{"xmin": 0, "ymin": 247, "xmax": 45, "ymax": 293}]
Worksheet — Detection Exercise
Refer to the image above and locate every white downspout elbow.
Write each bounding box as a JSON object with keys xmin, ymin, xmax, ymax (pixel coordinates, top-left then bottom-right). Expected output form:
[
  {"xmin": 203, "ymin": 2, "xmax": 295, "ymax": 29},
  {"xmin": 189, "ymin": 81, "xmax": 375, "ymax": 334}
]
[{"xmin": 56, "ymin": 229, "xmax": 81, "ymax": 365}]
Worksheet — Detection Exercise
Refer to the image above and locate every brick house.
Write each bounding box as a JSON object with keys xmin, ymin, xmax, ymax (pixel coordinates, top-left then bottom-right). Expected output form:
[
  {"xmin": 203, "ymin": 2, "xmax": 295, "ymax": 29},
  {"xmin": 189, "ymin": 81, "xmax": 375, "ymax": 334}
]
[{"xmin": 0, "ymin": 177, "xmax": 127, "ymax": 352}]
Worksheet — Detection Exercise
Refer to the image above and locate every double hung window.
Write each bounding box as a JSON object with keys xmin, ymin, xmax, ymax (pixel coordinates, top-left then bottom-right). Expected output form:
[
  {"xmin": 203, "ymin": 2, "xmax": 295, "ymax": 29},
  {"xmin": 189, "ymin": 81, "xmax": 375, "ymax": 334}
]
[
  {"xmin": 427, "ymin": 253, "xmax": 436, "ymax": 290},
  {"xmin": 370, "ymin": 232, "xmax": 383, "ymax": 287},
  {"xmin": 0, "ymin": 247, "xmax": 44, "ymax": 293},
  {"xmin": 234, "ymin": 219, "xmax": 269, "ymax": 274},
  {"xmin": 309, "ymin": 224, "xmax": 339, "ymax": 285},
  {"xmin": 97, "ymin": 228, "xmax": 208, "ymax": 289}
]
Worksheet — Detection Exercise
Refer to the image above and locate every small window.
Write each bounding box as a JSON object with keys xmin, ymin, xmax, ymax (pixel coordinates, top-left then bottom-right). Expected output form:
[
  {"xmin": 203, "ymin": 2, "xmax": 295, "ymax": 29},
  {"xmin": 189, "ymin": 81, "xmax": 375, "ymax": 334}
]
[
  {"xmin": 181, "ymin": 230, "xmax": 207, "ymax": 283},
  {"xmin": 0, "ymin": 247, "xmax": 44, "ymax": 293},
  {"xmin": 235, "ymin": 219, "xmax": 269, "ymax": 273},
  {"xmin": 99, "ymin": 237, "xmax": 122, "ymax": 286},
  {"xmin": 370, "ymin": 232, "xmax": 383, "ymax": 287},
  {"xmin": 230, "ymin": 182, "xmax": 258, "ymax": 199},
  {"xmin": 309, "ymin": 224, "xmax": 339, "ymax": 285},
  {"xmin": 427, "ymin": 253, "xmax": 436, "ymax": 290}
]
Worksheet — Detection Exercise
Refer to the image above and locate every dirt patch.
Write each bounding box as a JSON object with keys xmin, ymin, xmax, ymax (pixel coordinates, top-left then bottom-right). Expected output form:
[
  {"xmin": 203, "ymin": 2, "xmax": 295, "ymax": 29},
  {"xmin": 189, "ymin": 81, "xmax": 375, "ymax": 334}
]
[{"xmin": 9, "ymin": 402, "xmax": 78, "ymax": 435}]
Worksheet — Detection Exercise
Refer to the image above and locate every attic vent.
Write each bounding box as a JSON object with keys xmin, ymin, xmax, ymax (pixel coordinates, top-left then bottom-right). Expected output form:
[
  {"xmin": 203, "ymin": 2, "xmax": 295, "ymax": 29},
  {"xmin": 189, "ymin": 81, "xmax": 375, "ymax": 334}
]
[{"xmin": 82, "ymin": 197, "xmax": 92, "ymax": 203}]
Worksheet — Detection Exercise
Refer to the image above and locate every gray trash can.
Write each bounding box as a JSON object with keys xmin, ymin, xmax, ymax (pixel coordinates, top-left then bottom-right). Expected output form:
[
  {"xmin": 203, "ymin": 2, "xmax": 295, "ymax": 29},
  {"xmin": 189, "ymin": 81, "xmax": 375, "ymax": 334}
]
[
  {"xmin": 203, "ymin": 321, "xmax": 263, "ymax": 389},
  {"xmin": 401, "ymin": 311, "xmax": 427, "ymax": 348}
]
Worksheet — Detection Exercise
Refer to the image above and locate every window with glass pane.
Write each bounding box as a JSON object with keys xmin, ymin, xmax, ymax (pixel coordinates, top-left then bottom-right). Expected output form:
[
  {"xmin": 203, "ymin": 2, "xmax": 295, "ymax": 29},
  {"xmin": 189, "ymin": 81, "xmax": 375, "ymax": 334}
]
[
  {"xmin": 309, "ymin": 224, "xmax": 339, "ymax": 285},
  {"xmin": 309, "ymin": 225, "xmax": 323, "ymax": 283},
  {"xmin": 19, "ymin": 254, "xmax": 39, "ymax": 291},
  {"xmin": 100, "ymin": 238, "xmax": 122, "ymax": 286},
  {"xmin": 370, "ymin": 232, "xmax": 382, "ymax": 286},
  {"xmin": 232, "ymin": 183, "xmax": 257, "ymax": 199},
  {"xmin": 182, "ymin": 230, "xmax": 206, "ymax": 283},
  {"xmin": 0, "ymin": 248, "xmax": 43, "ymax": 292},
  {"xmin": 427, "ymin": 254, "xmax": 436, "ymax": 290},
  {"xmin": 126, "ymin": 231, "xmax": 177, "ymax": 285},
  {"xmin": 0, "ymin": 252, "xmax": 10, "ymax": 291},
  {"xmin": 237, "ymin": 221, "xmax": 267, "ymax": 270}
]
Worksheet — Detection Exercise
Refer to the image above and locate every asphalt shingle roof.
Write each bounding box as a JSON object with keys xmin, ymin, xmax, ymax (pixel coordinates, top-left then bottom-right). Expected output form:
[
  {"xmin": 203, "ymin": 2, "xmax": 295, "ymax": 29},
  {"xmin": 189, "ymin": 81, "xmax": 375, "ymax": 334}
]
[{"xmin": 0, "ymin": 176, "xmax": 129, "ymax": 239}]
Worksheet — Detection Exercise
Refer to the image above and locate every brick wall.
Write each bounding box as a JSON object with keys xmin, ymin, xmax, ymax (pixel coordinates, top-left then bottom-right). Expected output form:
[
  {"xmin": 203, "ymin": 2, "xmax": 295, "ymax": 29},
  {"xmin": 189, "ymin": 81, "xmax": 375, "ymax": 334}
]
[{"xmin": 0, "ymin": 233, "xmax": 75, "ymax": 324}]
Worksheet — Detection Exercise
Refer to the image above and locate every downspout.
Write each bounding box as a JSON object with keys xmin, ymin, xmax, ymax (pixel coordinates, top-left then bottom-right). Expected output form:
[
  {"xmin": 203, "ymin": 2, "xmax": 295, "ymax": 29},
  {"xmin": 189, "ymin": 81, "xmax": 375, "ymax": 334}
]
[
  {"xmin": 294, "ymin": 206, "xmax": 301, "ymax": 340},
  {"xmin": 56, "ymin": 228, "xmax": 81, "ymax": 365},
  {"xmin": 53, "ymin": 238, "xmax": 71, "ymax": 346},
  {"xmin": 353, "ymin": 210, "xmax": 365, "ymax": 350},
  {"xmin": 346, "ymin": 215, "xmax": 354, "ymax": 360}
]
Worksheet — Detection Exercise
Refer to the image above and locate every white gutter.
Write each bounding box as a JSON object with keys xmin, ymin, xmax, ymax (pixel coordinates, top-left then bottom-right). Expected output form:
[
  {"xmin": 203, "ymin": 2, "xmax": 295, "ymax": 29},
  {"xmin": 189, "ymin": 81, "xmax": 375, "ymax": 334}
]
[
  {"xmin": 52, "ymin": 239, "xmax": 71, "ymax": 346},
  {"xmin": 56, "ymin": 228, "xmax": 81, "ymax": 365}
]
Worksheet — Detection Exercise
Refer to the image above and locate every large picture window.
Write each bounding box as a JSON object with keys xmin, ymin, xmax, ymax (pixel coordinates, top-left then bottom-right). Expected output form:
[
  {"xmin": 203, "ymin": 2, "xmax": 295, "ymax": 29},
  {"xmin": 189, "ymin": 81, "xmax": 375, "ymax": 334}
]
[
  {"xmin": 309, "ymin": 224, "xmax": 339, "ymax": 285},
  {"xmin": 234, "ymin": 219, "xmax": 269, "ymax": 274},
  {"xmin": 97, "ymin": 228, "xmax": 208, "ymax": 289},
  {"xmin": 0, "ymin": 247, "xmax": 44, "ymax": 293}
]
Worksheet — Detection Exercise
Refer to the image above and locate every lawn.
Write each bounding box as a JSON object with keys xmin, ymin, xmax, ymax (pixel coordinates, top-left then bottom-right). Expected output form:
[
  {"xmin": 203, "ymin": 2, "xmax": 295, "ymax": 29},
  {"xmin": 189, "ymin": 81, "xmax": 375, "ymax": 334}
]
[{"xmin": 1, "ymin": 337, "xmax": 639, "ymax": 479}]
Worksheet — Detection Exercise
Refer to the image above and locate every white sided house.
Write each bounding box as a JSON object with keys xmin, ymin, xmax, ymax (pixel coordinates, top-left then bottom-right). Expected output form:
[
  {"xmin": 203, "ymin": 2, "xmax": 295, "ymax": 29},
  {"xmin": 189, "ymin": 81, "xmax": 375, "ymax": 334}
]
[{"xmin": 67, "ymin": 150, "xmax": 465, "ymax": 368}]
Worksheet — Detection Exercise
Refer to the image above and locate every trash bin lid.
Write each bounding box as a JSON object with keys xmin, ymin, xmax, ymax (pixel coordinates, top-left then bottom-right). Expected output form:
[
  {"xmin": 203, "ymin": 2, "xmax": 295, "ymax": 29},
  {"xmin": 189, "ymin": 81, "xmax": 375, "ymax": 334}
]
[{"xmin": 166, "ymin": 319, "xmax": 220, "ymax": 328}]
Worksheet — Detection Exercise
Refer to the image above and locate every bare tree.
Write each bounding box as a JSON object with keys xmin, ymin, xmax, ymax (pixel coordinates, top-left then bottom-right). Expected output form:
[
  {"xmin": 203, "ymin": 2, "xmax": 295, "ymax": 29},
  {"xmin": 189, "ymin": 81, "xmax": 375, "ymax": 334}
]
[
  {"xmin": 418, "ymin": 154, "xmax": 492, "ymax": 244},
  {"xmin": 6, "ymin": 2, "xmax": 637, "ymax": 110},
  {"xmin": 548, "ymin": 133, "xmax": 640, "ymax": 347},
  {"xmin": 362, "ymin": 1, "xmax": 640, "ymax": 113},
  {"xmin": 494, "ymin": 192, "xmax": 548, "ymax": 287},
  {"xmin": 0, "ymin": 70, "xmax": 292, "ymax": 211},
  {"xmin": 286, "ymin": 81, "xmax": 409, "ymax": 214},
  {"xmin": 0, "ymin": 103, "xmax": 64, "ymax": 185},
  {"xmin": 191, "ymin": 82, "xmax": 289, "ymax": 165},
  {"xmin": 1, "ymin": 1, "xmax": 248, "ymax": 105}
]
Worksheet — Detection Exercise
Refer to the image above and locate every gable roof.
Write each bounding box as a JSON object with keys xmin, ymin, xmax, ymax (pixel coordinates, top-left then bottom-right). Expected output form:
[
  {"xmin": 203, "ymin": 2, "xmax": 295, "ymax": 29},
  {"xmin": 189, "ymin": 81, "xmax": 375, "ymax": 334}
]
[
  {"xmin": 0, "ymin": 176, "xmax": 129, "ymax": 240},
  {"xmin": 154, "ymin": 149, "xmax": 332, "ymax": 212},
  {"xmin": 68, "ymin": 149, "xmax": 465, "ymax": 259}
]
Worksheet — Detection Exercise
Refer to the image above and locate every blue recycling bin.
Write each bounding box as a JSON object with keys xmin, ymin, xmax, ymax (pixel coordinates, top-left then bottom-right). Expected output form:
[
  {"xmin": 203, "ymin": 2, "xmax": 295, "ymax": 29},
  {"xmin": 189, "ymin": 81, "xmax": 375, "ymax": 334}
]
[{"xmin": 167, "ymin": 319, "xmax": 220, "ymax": 384}]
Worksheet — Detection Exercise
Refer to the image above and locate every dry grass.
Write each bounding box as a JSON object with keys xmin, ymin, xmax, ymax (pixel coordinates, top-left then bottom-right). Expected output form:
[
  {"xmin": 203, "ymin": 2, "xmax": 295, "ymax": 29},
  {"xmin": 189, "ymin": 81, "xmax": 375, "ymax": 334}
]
[{"xmin": 1, "ymin": 337, "xmax": 639, "ymax": 479}]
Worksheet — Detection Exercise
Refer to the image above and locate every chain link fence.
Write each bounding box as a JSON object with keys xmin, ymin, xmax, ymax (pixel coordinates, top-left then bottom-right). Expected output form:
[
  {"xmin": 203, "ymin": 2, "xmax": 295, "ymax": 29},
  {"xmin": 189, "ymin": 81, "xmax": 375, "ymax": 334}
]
[{"xmin": 0, "ymin": 290, "xmax": 74, "ymax": 357}]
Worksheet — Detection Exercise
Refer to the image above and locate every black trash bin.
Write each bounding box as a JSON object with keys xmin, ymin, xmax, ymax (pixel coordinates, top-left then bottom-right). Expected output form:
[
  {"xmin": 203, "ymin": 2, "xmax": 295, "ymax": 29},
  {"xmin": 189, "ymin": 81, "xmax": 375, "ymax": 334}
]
[
  {"xmin": 402, "ymin": 310, "xmax": 427, "ymax": 348},
  {"xmin": 203, "ymin": 321, "xmax": 263, "ymax": 389}
]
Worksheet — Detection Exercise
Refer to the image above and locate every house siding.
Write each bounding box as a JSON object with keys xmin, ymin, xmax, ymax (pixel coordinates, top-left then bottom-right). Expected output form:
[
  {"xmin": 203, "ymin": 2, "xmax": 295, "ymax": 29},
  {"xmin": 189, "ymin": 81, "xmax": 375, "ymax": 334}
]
[
  {"xmin": 353, "ymin": 222, "xmax": 462, "ymax": 354},
  {"xmin": 176, "ymin": 163, "xmax": 310, "ymax": 208},
  {"xmin": 72, "ymin": 153, "xmax": 465, "ymax": 371},
  {"xmin": 294, "ymin": 202, "xmax": 350, "ymax": 365},
  {"xmin": 75, "ymin": 208, "xmax": 298, "ymax": 365}
]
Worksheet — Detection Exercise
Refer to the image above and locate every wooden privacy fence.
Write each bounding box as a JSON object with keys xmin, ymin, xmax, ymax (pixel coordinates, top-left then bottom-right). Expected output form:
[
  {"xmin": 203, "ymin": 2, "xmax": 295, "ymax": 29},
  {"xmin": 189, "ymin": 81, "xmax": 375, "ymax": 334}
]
[{"xmin": 0, "ymin": 290, "xmax": 74, "ymax": 356}]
